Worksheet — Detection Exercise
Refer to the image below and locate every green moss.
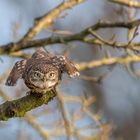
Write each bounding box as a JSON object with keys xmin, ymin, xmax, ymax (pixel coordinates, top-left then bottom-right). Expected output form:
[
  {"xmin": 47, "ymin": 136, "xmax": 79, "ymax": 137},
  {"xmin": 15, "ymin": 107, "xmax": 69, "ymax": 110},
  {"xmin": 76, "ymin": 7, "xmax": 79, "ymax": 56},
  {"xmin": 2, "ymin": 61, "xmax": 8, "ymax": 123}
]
[{"xmin": 0, "ymin": 90, "xmax": 56, "ymax": 121}]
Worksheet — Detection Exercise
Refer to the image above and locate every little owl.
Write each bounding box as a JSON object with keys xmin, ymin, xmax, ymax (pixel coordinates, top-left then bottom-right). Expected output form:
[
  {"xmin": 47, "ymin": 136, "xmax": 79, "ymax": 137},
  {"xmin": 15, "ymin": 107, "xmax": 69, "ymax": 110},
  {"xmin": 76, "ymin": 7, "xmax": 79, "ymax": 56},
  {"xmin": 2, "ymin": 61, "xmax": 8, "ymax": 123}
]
[{"xmin": 5, "ymin": 48, "xmax": 79, "ymax": 94}]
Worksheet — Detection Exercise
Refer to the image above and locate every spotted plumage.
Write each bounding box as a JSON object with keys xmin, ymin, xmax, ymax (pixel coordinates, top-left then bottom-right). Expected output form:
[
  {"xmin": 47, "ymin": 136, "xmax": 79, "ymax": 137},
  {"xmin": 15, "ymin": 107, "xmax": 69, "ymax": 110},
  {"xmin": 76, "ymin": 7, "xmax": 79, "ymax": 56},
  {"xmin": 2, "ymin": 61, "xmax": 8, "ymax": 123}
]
[{"xmin": 5, "ymin": 48, "xmax": 79, "ymax": 93}]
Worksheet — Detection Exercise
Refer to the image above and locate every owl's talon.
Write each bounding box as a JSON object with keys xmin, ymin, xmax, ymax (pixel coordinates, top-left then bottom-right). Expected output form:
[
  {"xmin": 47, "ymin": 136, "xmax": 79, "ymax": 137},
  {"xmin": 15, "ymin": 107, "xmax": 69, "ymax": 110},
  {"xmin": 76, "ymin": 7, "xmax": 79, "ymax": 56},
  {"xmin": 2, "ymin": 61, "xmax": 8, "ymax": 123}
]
[
  {"xmin": 34, "ymin": 93, "xmax": 44, "ymax": 98},
  {"xmin": 29, "ymin": 91, "xmax": 44, "ymax": 98},
  {"xmin": 26, "ymin": 91, "xmax": 31, "ymax": 95}
]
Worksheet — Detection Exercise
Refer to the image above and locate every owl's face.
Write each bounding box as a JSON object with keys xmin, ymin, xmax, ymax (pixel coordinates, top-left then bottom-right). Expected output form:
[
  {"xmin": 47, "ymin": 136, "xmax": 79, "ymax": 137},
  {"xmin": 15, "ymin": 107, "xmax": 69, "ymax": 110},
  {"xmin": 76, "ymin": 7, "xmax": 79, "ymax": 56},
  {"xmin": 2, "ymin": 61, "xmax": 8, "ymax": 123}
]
[
  {"xmin": 24, "ymin": 63, "xmax": 60, "ymax": 93},
  {"xmin": 30, "ymin": 70, "xmax": 58, "ymax": 89}
]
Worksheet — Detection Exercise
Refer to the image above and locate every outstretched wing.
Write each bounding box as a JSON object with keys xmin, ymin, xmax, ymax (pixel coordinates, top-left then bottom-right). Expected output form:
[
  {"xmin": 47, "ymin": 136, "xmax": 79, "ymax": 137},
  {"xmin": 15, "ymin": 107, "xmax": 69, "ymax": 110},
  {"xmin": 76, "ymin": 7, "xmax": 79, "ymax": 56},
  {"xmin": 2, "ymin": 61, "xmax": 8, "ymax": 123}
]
[
  {"xmin": 5, "ymin": 59, "xmax": 27, "ymax": 86},
  {"xmin": 32, "ymin": 48, "xmax": 53, "ymax": 60},
  {"xmin": 52, "ymin": 55, "xmax": 79, "ymax": 78}
]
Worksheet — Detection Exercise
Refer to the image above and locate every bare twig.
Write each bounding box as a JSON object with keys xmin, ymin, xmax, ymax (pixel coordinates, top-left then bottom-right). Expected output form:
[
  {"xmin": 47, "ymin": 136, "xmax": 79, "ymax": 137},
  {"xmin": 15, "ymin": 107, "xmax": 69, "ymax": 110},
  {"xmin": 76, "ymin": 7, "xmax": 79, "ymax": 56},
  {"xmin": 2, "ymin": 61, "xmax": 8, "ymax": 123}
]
[
  {"xmin": 109, "ymin": 0, "xmax": 140, "ymax": 8},
  {"xmin": 1, "ymin": 19, "xmax": 140, "ymax": 55},
  {"xmin": 21, "ymin": 0, "xmax": 85, "ymax": 42},
  {"xmin": 57, "ymin": 92, "xmax": 73, "ymax": 140},
  {"xmin": 77, "ymin": 55, "xmax": 140, "ymax": 71},
  {"xmin": 24, "ymin": 115, "xmax": 49, "ymax": 140}
]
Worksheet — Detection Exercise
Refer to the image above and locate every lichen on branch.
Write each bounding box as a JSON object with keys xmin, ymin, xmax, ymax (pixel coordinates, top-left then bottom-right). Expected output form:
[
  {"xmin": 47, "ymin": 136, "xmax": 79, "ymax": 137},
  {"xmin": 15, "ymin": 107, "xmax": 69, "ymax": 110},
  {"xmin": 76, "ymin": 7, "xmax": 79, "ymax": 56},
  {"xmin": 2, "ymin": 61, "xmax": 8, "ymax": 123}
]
[{"xmin": 0, "ymin": 90, "xmax": 56, "ymax": 121}]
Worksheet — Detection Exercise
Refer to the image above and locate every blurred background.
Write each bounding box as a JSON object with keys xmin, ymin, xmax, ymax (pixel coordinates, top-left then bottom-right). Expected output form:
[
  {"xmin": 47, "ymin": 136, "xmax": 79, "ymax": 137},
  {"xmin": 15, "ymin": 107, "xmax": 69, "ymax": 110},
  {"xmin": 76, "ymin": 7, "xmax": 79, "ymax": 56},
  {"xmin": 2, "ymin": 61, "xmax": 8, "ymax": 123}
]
[{"xmin": 0, "ymin": 0, "xmax": 140, "ymax": 140}]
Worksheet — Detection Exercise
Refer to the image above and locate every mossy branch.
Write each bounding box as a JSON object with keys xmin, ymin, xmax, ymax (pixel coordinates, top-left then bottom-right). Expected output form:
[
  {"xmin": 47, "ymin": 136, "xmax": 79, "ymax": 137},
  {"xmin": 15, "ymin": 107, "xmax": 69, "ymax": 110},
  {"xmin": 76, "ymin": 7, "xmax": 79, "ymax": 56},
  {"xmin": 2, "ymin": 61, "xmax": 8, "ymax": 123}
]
[{"xmin": 0, "ymin": 90, "xmax": 56, "ymax": 121}]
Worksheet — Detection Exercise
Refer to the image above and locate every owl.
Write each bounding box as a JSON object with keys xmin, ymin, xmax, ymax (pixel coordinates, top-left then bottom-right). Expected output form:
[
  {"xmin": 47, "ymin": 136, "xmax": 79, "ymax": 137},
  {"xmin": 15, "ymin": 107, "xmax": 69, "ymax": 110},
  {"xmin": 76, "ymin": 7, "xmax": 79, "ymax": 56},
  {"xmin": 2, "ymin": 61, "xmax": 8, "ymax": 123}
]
[{"xmin": 5, "ymin": 48, "xmax": 79, "ymax": 94}]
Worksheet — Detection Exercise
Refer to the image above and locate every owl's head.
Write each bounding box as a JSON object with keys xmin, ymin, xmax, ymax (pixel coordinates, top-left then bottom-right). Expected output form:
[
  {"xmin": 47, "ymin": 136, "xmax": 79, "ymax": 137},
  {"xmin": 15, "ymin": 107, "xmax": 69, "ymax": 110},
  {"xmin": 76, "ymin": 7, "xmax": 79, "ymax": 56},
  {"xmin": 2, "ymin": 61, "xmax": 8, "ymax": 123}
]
[{"xmin": 25, "ymin": 64, "xmax": 60, "ymax": 92}]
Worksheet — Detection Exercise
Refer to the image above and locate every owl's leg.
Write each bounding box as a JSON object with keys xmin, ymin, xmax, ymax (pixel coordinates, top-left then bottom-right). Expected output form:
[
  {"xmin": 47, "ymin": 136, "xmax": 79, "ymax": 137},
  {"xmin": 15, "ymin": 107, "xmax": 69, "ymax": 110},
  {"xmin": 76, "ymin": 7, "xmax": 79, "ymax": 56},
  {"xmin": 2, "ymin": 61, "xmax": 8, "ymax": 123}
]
[
  {"xmin": 26, "ymin": 91, "xmax": 31, "ymax": 95},
  {"xmin": 28, "ymin": 90, "xmax": 44, "ymax": 98},
  {"xmin": 51, "ymin": 87, "xmax": 57, "ymax": 94}
]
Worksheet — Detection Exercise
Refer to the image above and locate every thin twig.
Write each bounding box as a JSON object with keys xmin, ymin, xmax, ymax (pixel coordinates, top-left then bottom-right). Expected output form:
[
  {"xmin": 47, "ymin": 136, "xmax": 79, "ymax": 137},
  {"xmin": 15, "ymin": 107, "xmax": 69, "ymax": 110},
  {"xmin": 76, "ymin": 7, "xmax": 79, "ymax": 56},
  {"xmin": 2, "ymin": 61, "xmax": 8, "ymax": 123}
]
[
  {"xmin": 1, "ymin": 19, "xmax": 140, "ymax": 55},
  {"xmin": 77, "ymin": 55, "xmax": 140, "ymax": 71},
  {"xmin": 109, "ymin": 0, "xmax": 140, "ymax": 8}
]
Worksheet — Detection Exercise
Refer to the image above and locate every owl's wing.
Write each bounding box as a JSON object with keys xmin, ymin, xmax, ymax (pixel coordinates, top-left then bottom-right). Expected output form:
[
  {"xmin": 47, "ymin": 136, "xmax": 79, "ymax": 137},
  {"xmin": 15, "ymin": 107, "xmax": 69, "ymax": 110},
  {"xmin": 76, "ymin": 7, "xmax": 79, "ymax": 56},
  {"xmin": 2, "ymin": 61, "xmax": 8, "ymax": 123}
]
[
  {"xmin": 5, "ymin": 60, "xmax": 27, "ymax": 86},
  {"xmin": 52, "ymin": 55, "xmax": 79, "ymax": 78},
  {"xmin": 32, "ymin": 48, "xmax": 53, "ymax": 60}
]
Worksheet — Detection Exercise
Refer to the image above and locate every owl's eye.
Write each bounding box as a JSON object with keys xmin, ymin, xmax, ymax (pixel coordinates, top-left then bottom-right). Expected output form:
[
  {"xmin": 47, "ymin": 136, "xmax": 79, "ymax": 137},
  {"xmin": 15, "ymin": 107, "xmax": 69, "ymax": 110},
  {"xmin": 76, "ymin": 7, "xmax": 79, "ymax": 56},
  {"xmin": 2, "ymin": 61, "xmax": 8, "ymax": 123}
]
[
  {"xmin": 46, "ymin": 71, "xmax": 57, "ymax": 80},
  {"xmin": 34, "ymin": 72, "xmax": 40, "ymax": 77},
  {"xmin": 33, "ymin": 71, "xmax": 43, "ymax": 79}
]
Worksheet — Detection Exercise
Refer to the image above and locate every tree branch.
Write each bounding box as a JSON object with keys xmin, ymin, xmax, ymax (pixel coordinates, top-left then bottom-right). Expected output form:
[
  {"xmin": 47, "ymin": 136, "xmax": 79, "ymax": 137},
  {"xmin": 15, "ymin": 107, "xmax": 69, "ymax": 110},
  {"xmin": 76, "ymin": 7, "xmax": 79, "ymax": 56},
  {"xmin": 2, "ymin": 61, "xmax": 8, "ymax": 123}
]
[
  {"xmin": 21, "ymin": 0, "xmax": 85, "ymax": 42},
  {"xmin": 108, "ymin": 0, "xmax": 140, "ymax": 8},
  {"xmin": 0, "ymin": 0, "xmax": 86, "ymax": 55},
  {"xmin": 0, "ymin": 90, "xmax": 56, "ymax": 121},
  {"xmin": 77, "ymin": 55, "xmax": 140, "ymax": 71},
  {"xmin": 1, "ymin": 54, "xmax": 140, "ymax": 121},
  {"xmin": 0, "ymin": 19, "xmax": 140, "ymax": 54}
]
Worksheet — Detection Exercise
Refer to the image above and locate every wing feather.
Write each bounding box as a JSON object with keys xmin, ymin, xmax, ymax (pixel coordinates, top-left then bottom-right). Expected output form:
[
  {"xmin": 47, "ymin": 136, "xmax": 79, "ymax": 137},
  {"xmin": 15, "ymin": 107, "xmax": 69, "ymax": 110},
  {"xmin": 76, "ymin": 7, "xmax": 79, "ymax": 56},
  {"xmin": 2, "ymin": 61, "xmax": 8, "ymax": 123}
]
[
  {"xmin": 52, "ymin": 55, "xmax": 79, "ymax": 77},
  {"xmin": 5, "ymin": 60, "xmax": 27, "ymax": 86}
]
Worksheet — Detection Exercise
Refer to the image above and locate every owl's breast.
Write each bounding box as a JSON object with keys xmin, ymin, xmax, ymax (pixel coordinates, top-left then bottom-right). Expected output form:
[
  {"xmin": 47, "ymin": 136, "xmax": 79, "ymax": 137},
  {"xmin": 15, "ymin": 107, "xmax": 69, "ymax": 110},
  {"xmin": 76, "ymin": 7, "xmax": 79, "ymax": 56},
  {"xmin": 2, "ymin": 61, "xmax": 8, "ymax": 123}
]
[{"xmin": 24, "ymin": 79, "xmax": 58, "ymax": 93}]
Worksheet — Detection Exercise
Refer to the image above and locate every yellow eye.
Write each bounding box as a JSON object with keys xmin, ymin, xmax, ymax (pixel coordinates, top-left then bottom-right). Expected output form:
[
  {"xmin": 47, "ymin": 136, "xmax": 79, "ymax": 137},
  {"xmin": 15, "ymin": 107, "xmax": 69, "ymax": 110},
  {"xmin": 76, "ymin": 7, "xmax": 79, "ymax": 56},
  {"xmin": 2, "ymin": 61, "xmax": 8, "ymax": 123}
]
[{"xmin": 47, "ymin": 71, "xmax": 56, "ymax": 79}]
